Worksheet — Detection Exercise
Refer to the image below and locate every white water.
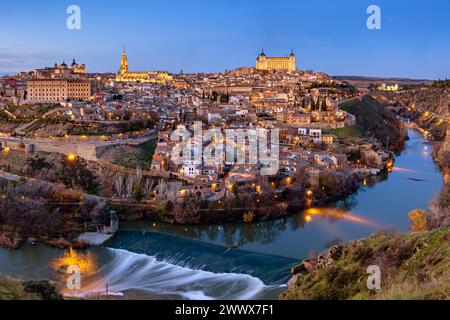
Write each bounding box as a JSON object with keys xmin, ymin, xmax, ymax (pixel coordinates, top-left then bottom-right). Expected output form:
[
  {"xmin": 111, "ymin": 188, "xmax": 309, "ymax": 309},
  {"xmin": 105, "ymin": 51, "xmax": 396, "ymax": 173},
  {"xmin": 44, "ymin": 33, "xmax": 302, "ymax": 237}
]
[{"xmin": 65, "ymin": 248, "xmax": 284, "ymax": 300}]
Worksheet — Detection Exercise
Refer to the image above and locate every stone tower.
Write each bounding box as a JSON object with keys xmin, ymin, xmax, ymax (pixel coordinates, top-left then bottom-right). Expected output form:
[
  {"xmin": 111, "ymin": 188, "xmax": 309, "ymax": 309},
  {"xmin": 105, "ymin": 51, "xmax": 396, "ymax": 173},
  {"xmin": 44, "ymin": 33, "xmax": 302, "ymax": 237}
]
[{"xmin": 120, "ymin": 49, "xmax": 129, "ymax": 75}]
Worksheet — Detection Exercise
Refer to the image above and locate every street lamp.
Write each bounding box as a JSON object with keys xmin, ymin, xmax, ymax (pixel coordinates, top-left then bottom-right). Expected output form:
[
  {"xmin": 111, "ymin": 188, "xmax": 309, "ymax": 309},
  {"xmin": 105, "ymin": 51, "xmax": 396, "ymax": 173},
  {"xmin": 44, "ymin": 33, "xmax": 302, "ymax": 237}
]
[{"xmin": 67, "ymin": 154, "xmax": 77, "ymax": 162}]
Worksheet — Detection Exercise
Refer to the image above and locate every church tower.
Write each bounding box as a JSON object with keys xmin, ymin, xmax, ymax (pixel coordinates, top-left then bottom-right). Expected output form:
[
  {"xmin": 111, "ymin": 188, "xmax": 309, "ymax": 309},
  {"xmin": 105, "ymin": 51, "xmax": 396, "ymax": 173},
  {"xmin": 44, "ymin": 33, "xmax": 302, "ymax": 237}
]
[{"xmin": 120, "ymin": 49, "xmax": 129, "ymax": 75}]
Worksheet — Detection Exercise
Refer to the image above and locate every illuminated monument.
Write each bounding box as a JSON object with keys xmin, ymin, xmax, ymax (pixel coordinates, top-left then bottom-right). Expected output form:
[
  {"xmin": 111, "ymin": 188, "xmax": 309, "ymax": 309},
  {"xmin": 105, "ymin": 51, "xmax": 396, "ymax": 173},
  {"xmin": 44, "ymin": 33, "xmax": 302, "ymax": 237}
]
[
  {"xmin": 256, "ymin": 49, "xmax": 297, "ymax": 72},
  {"xmin": 116, "ymin": 49, "xmax": 173, "ymax": 84}
]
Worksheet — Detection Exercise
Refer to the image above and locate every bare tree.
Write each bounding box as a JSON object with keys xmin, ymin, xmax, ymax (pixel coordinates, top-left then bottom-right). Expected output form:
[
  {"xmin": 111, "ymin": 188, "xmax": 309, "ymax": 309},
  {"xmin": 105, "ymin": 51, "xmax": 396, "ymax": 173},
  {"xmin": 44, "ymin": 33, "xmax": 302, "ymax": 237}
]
[
  {"xmin": 135, "ymin": 167, "xmax": 142, "ymax": 187},
  {"xmin": 156, "ymin": 179, "xmax": 181, "ymax": 202},
  {"xmin": 142, "ymin": 178, "xmax": 155, "ymax": 198},
  {"xmin": 125, "ymin": 175, "xmax": 134, "ymax": 198},
  {"xmin": 114, "ymin": 174, "xmax": 125, "ymax": 198}
]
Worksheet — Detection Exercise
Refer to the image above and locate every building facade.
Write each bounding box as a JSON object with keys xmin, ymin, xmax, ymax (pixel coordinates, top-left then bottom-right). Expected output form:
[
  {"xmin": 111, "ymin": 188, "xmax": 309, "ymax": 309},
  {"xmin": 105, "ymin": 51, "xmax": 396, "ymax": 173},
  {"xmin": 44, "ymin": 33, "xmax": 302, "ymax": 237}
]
[
  {"xmin": 71, "ymin": 59, "xmax": 86, "ymax": 74},
  {"xmin": 256, "ymin": 50, "xmax": 296, "ymax": 72},
  {"xmin": 27, "ymin": 79, "xmax": 91, "ymax": 102},
  {"xmin": 33, "ymin": 60, "xmax": 86, "ymax": 79},
  {"xmin": 116, "ymin": 50, "xmax": 173, "ymax": 84}
]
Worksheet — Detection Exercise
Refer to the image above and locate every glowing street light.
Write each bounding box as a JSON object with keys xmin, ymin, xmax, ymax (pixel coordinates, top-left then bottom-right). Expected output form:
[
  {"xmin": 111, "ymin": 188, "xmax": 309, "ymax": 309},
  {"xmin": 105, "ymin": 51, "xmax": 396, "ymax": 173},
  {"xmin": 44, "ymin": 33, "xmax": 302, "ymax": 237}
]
[{"xmin": 67, "ymin": 154, "xmax": 77, "ymax": 162}]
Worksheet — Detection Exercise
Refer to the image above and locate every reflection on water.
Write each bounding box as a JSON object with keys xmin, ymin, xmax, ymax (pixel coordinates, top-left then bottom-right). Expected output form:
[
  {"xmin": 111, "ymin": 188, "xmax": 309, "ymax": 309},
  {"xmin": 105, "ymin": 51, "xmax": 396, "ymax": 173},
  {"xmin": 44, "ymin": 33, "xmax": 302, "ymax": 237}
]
[
  {"xmin": 52, "ymin": 247, "xmax": 98, "ymax": 296},
  {"xmin": 392, "ymin": 166, "xmax": 418, "ymax": 174},
  {"xmin": 302, "ymin": 208, "xmax": 377, "ymax": 227},
  {"xmin": 52, "ymin": 247, "xmax": 97, "ymax": 274}
]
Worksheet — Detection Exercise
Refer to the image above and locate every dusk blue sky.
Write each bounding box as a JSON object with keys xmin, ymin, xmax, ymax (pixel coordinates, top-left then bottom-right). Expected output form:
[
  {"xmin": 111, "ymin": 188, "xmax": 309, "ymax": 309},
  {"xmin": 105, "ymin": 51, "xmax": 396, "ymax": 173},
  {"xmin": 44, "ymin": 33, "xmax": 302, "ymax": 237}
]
[{"xmin": 1, "ymin": 0, "xmax": 449, "ymax": 79}]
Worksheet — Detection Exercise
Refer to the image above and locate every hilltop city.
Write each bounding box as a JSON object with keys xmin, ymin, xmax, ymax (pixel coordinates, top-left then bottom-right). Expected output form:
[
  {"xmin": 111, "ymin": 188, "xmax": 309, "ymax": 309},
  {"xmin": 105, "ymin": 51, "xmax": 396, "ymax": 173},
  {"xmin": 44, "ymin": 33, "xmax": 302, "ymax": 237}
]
[
  {"xmin": 0, "ymin": 49, "xmax": 411, "ymax": 230},
  {"xmin": 0, "ymin": 43, "xmax": 449, "ymax": 301}
]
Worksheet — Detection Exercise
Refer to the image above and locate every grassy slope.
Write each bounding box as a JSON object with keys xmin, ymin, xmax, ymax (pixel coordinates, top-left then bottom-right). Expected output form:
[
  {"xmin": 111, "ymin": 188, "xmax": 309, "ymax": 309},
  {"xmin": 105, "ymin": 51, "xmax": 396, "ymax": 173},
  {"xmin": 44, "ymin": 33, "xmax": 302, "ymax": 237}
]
[
  {"xmin": 281, "ymin": 228, "xmax": 450, "ymax": 300},
  {"xmin": 0, "ymin": 275, "xmax": 63, "ymax": 300},
  {"xmin": 100, "ymin": 139, "xmax": 157, "ymax": 169},
  {"xmin": 0, "ymin": 276, "xmax": 39, "ymax": 300},
  {"xmin": 326, "ymin": 125, "xmax": 363, "ymax": 139}
]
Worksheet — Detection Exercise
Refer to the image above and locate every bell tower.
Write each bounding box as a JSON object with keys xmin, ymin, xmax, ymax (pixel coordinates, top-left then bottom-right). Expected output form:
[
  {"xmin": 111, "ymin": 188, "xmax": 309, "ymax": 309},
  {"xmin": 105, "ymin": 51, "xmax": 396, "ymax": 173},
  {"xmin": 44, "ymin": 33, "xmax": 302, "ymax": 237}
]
[{"xmin": 120, "ymin": 48, "xmax": 129, "ymax": 75}]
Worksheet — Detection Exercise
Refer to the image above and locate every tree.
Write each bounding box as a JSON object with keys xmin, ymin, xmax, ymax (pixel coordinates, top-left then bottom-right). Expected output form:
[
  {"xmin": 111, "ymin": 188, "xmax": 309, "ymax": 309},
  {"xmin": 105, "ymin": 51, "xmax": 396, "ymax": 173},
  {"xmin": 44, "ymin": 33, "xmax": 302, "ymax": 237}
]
[
  {"xmin": 173, "ymin": 195, "xmax": 202, "ymax": 224},
  {"xmin": 310, "ymin": 99, "xmax": 316, "ymax": 111},
  {"xmin": 408, "ymin": 209, "xmax": 428, "ymax": 232},
  {"xmin": 114, "ymin": 174, "xmax": 125, "ymax": 197},
  {"xmin": 242, "ymin": 211, "xmax": 255, "ymax": 223},
  {"xmin": 321, "ymin": 98, "xmax": 328, "ymax": 111}
]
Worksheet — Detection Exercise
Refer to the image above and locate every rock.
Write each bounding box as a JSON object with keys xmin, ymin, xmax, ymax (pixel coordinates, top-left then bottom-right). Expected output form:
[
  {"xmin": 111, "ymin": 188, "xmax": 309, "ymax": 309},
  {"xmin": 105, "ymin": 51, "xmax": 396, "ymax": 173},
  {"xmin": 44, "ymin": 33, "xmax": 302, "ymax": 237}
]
[
  {"xmin": 44, "ymin": 238, "xmax": 72, "ymax": 249},
  {"xmin": 291, "ymin": 260, "xmax": 315, "ymax": 275},
  {"xmin": 45, "ymin": 238, "xmax": 89, "ymax": 250},
  {"xmin": 0, "ymin": 232, "xmax": 24, "ymax": 250},
  {"xmin": 286, "ymin": 274, "xmax": 300, "ymax": 291},
  {"xmin": 27, "ymin": 237, "xmax": 40, "ymax": 246}
]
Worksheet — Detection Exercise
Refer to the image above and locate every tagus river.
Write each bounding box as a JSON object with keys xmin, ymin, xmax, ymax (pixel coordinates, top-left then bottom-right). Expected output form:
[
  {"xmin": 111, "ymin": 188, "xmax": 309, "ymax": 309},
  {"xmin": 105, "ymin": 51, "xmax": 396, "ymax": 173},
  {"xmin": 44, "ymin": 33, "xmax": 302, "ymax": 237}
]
[{"xmin": 0, "ymin": 128, "xmax": 444, "ymax": 299}]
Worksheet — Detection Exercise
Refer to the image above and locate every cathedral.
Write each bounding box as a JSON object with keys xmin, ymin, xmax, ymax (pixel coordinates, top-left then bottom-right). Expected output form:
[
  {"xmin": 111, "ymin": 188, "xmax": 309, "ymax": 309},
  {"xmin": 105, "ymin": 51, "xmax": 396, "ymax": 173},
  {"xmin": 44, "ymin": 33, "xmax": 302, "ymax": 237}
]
[
  {"xmin": 115, "ymin": 49, "xmax": 173, "ymax": 84},
  {"xmin": 256, "ymin": 49, "xmax": 297, "ymax": 72}
]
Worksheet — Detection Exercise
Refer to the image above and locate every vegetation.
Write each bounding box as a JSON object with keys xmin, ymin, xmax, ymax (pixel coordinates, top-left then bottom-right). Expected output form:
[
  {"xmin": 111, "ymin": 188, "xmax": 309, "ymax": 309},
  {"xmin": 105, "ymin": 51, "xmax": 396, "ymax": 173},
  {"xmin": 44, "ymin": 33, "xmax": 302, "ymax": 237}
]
[
  {"xmin": 282, "ymin": 228, "xmax": 450, "ymax": 300},
  {"xmin": 102, "ymin": 140, "xmax": 156, "ymax": 169},
  {"xmin": 326, "ymin": 125, "xmax": 363, "ymax": 139},
  {"xmin": 26, "ymin": 155, "xmax": 99, "ymax": 194},
  {"xmin": 409, "ymin": 209, "xmax": 429, "ymax": 232},
  {"xmin": 432, "ymin": 79, "xmax": 450, "ymax": 88},
  {"xmin": 0, "ymin": 276, "xmax": 62, "ymax": 300},
  {"xmin": 340, "ymin": 96, "xmax": 406, "ymax": 150},
  {"xmin": 310, "ymin": 81, "xmax": 358, "ymax": 94},
  {"xmin": 0, "ymin": 179, "xmax": 110, "ymax": 242}
]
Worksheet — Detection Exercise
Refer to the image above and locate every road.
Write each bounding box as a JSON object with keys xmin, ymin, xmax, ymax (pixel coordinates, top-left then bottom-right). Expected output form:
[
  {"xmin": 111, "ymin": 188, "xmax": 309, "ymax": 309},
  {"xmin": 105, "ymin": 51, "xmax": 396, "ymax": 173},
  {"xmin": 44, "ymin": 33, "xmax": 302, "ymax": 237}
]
[{"xmin": 0, "ymin": 133, "xmax": 157, "ymax": 148}]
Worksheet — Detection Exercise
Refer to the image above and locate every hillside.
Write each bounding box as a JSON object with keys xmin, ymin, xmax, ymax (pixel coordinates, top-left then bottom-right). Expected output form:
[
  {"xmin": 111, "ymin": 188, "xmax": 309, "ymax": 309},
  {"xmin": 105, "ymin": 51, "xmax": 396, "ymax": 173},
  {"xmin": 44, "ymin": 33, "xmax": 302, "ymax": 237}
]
[
  {"xmin": 339, "ymin": 96, "xmax": 407, "ymax": 151},
  {"xmin": 281, "ymin": 228, "xmax": 450, "ymax": 300}
]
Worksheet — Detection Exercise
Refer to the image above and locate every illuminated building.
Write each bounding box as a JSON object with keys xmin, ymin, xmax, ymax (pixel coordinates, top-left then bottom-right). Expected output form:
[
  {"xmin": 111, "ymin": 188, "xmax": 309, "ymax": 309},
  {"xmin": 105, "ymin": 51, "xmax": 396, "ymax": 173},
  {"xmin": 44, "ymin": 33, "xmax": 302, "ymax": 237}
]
[
  {"xmin": 27, "ymin": 79, "xmax": 91, "ymax": 102},
  {"xmin": 116, "ymin": 49, "xmax": 173, "ymax": 84},
  {"xmin": 33, "ymin": 60, "xmax": 86, "ymax": 79},
  {"xmin": 378, "ymin": 83, "xmax": 399, "ymax": 91},
  {"xmin": 256, "ymin": 49, "xmax": 297, "ymax": 72}
]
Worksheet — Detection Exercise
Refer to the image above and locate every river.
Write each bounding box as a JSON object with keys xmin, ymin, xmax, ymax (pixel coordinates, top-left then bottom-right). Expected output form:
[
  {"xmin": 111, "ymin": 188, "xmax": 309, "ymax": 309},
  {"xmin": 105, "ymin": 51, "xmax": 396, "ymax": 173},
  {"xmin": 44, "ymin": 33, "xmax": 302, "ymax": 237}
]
[{"xmin": 0, "ymin": 128, "xmax": 444, "ymax": 300}]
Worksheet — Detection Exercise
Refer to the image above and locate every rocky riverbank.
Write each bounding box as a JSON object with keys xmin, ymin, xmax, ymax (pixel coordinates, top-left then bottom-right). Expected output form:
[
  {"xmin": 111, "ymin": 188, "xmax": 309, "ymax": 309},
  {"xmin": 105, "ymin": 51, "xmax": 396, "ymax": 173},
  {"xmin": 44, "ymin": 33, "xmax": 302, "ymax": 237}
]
[{"xmin": 0, "ymin": 230, "xmax": 89, "ymax": 250}]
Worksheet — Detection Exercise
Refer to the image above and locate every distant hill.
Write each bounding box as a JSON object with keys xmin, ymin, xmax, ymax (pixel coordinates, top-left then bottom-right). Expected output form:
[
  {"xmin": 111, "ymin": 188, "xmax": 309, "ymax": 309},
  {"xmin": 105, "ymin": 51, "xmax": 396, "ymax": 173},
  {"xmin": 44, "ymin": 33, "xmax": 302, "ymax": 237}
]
[
  {"xmin": 334, "ymin": 75, "xmax": 433, "ymax": 84},
  {"xmin": 334, "ymin": 76, "xmax": 434, "ymax": 91}
]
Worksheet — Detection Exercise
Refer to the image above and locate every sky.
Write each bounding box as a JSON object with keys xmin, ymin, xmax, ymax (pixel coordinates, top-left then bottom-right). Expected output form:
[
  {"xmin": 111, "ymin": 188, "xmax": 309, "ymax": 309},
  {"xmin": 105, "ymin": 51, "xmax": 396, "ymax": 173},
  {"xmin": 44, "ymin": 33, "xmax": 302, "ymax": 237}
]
[{"xmin": 0, "ymin": 0, "xmax": 449, "ymax": 79}]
